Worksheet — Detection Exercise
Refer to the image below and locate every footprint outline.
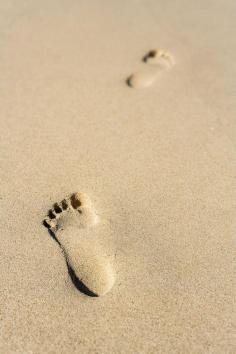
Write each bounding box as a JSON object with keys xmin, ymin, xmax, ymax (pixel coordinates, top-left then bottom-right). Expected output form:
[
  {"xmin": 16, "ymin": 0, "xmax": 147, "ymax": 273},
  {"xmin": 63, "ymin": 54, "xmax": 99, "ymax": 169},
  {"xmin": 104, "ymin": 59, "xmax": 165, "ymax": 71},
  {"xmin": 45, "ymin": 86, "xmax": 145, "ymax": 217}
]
[
  {"xmin": 43, "ymin": 192, "xmax": 115, "ymax": 297},
  {"xmin": 127, "ymin": 48, "xmax": 175, "ymax": 89}
]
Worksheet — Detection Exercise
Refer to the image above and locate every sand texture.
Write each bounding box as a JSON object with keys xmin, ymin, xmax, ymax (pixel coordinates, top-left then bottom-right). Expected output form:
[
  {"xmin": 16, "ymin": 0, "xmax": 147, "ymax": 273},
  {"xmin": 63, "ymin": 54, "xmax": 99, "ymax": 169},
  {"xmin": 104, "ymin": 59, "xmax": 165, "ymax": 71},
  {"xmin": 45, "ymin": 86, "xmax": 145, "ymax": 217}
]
[{"xmin": 0, "ymin": 0, "xmax": 235, "ymax": 353}]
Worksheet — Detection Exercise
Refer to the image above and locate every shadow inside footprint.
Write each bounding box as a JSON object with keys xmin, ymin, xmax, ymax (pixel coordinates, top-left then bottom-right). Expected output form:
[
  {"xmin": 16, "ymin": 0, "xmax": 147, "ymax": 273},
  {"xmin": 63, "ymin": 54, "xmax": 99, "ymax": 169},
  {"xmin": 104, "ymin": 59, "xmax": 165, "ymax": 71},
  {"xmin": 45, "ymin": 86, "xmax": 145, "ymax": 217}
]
[
  {"xmin": 66, "ymin": 261, "xmax": 98, "ymax": 297},
  {"xmin": 48, "ymin": 228, "xmax": 61, "ymax": 245},
  {"xmin": 46, "ymin": 227, "xmax": 98, "ymax": 297}
]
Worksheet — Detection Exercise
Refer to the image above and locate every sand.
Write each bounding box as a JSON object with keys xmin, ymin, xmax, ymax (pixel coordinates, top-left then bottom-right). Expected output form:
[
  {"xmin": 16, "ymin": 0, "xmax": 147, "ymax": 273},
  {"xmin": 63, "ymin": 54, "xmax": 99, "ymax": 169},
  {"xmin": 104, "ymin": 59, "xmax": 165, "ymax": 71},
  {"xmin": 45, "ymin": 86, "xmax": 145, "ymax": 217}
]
[{"xmin": 0, "ymin": 0, "xmax": 235, "ymax": 353}]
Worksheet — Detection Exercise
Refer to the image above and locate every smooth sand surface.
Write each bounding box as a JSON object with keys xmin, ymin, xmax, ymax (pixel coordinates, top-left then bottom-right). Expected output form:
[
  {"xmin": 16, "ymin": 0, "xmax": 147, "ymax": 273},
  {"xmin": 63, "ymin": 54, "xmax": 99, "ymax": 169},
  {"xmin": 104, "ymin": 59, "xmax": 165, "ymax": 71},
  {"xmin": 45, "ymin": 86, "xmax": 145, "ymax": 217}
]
[{"xmin": 0, "ymin": 1, "xmax": 235, "ymax": 353}]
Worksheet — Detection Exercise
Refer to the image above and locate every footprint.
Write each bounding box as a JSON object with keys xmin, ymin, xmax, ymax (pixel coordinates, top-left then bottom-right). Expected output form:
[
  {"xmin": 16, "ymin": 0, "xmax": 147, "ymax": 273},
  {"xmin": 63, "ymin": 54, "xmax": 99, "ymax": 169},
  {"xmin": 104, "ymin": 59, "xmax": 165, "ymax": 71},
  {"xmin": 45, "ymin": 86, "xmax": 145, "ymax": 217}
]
[
  {"xmin": 43, "ymin": 192, "xmax": 115, "ymax": 297},
  {"xmin": 126, "ymin": 48, "xmax": 175, "ymax": 89}
]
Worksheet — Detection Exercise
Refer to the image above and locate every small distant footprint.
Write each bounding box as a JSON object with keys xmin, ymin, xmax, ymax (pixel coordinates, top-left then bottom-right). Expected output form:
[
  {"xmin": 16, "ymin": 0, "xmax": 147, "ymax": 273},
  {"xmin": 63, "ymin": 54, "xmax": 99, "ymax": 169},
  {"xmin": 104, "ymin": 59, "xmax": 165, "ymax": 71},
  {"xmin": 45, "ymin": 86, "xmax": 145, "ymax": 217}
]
[
  {"xmin": 43, "ymin": 192, "xmax": 115, "ymax": 297},
  {"xmin": 127, "ymin": 48, "xmax": 175, "ymax": 89}
]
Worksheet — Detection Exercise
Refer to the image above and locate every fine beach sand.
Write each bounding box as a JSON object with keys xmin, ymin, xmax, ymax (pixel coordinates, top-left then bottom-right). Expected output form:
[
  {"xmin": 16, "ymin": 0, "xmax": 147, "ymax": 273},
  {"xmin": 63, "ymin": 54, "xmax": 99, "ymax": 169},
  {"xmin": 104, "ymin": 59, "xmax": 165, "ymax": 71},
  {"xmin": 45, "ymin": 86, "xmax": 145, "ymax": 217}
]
[{"xmin": 0, "ymin": 1, "xmax": 236, "ymax": 353}]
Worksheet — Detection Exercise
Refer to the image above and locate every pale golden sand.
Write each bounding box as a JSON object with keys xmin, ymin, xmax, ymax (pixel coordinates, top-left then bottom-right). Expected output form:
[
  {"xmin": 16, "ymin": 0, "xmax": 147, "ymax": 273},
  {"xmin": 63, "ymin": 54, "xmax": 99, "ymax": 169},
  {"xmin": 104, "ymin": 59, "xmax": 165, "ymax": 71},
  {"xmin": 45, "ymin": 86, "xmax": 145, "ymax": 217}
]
[{"xmin": 0, "ymin": 0, "xmax": 235, "ymax": 353}]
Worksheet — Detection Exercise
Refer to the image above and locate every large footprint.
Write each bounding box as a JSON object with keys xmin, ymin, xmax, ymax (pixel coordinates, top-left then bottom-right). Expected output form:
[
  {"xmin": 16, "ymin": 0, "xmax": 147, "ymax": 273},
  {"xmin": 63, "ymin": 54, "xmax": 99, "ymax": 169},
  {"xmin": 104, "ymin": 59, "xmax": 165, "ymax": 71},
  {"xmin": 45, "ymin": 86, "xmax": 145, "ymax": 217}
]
[
  {"xmin": 43, "ymin": 192, "xmax": 115, "ymax": 297},
  {"xmin": 127, "ymin": 48, "xmax": 175, "ymax": 89}
]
